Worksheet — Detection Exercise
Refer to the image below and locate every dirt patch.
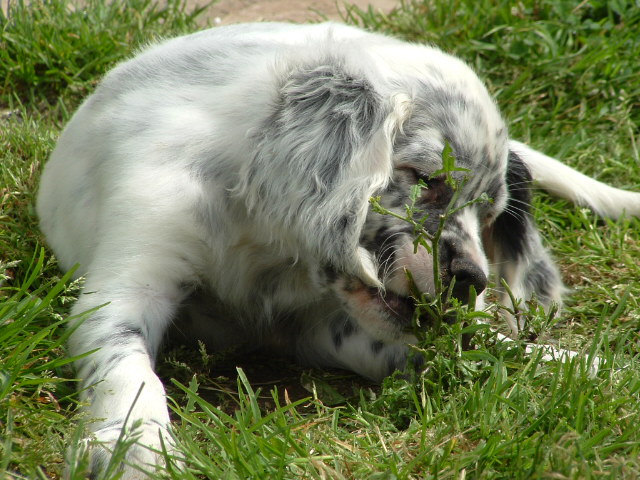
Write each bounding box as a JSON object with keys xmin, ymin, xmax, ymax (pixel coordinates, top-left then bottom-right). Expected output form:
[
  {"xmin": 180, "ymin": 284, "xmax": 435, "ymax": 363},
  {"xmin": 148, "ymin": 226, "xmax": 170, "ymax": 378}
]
[
  {"xmin": 160, "ymin": 348, "xmax": 378, "ymax": 414},
  {"xmin": 192, "ymin": 0, "xmax": 397, "ymax": 25},
  {"xmin": 0, "ymin": 0, "xmax": 397, "ymax": 22}
]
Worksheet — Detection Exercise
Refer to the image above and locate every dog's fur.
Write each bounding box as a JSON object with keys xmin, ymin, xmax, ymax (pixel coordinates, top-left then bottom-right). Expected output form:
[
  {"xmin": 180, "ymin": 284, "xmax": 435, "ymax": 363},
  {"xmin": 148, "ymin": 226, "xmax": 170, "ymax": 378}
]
[{"xmin": 37, "ymin": 23, "xmax": 640, "ymax": 476}]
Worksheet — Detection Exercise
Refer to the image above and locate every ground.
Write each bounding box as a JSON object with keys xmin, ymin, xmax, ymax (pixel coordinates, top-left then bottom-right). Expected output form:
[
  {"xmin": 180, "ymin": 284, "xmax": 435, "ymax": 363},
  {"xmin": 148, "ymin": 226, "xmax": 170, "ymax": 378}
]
[
  {"xmin": 190, "ymin": 0, "xmax": 397, "ymax": 24},
  {"xmin": 0, "ymin": 0, "xmax": 397, "ymax": 24}
]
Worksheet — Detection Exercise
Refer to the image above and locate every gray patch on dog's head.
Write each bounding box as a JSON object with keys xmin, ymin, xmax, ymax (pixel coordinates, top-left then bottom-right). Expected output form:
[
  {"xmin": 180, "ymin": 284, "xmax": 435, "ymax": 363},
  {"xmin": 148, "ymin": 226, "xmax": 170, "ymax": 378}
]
[{"xmin": 268, "ymin": 61, "xmax": 386, "ymax": 190}]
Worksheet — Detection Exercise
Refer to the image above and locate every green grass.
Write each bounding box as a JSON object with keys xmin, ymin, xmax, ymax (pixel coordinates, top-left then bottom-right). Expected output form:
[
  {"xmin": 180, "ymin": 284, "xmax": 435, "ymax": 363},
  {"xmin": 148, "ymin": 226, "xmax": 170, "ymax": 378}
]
[
  {"xmin": 0, "ymin": 0, "xmax": 207, "ymax": 107},
  {"xmin": 2, "ymin": 0, "xmax": 640, "ymax": 478}
]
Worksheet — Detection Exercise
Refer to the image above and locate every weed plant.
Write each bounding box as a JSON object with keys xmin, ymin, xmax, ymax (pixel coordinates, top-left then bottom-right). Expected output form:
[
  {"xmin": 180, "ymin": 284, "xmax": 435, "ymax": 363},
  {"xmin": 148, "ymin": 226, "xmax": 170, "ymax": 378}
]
[{"xmin": 2, "ymin": 0, "xmax": 640, "ymax": 478}]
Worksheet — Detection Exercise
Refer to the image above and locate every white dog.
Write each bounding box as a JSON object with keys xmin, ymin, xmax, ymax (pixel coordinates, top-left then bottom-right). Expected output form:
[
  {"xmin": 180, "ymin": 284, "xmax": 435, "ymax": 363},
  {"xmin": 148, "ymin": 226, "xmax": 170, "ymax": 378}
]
[{"xmin": 37, "ymin": 22, "xmax": 640, "ymax": 477}]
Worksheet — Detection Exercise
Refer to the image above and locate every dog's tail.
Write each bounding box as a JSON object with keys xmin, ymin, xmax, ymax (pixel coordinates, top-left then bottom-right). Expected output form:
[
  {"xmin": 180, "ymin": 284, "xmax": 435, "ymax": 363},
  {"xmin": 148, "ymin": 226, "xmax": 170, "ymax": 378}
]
[{"xmin": 509, "ymin": 140, "xmax": 640, "ymax": 219}]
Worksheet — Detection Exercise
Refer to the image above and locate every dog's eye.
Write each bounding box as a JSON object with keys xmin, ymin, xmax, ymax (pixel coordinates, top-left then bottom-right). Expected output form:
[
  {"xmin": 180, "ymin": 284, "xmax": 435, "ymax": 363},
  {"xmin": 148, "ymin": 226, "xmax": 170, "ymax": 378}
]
[
  {"xmin": 398, "ymin": 167, "xmax": 426, "ymax": 184},
  {"xmin": 396, "ymin": 167, "xmax": 452, "ymax": 205},
  {"xmin": 419, "ymin": 176, "xmax": 450, "ymax": 204},
  {"xmin": 400, "ymin": 167, "xmax": 439, "ymax": 187}
]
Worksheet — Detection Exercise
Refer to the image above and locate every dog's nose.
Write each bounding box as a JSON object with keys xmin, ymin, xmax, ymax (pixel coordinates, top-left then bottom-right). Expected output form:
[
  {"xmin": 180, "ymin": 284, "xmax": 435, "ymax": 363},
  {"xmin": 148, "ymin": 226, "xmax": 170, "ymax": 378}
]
[{"xmin": 449, "ymin": 258, "xmax": 488, "ymax": 301}]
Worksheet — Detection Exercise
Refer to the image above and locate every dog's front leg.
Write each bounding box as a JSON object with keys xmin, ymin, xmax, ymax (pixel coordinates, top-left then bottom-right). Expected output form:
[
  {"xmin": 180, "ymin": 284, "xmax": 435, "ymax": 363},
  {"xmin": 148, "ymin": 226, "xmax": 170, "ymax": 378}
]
[{"xmin": 67, "ymin": 274, "xmax": 186, "ymax": 478}]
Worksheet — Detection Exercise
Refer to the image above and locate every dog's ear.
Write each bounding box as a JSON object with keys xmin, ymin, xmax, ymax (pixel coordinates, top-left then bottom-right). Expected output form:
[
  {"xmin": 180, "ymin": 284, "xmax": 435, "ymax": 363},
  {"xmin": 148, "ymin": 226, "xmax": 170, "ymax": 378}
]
[
  {"xmin": 239, "ymin": 63, "xmax": 411, "ymax": 286},
  {"xmin": 484, "ymin": 150, "xmax": 565, "ymax": 333}
]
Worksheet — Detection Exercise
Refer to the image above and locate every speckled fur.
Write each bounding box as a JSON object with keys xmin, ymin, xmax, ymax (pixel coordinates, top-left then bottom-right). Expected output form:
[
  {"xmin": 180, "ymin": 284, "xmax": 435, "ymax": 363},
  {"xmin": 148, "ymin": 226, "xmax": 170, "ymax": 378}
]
[{"xmin": 37, "ymin": 23, "xmax": 640, "ymax": 477}]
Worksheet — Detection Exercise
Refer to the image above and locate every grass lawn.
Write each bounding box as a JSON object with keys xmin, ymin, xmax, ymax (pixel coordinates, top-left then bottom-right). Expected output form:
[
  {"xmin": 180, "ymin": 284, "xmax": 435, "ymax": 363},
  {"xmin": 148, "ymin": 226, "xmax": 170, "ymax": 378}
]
[{"xmin": 1, "ymin": 0, "xmax": 640, "ymax": 478}]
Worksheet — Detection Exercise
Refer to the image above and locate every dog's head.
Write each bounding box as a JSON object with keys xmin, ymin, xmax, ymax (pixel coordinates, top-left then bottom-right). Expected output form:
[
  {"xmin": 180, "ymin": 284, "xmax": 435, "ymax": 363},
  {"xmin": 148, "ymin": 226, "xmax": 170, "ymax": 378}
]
[
  {"xmin": 327, "ymin": 80, "xmax": 522, "ymax": 342},
  {"xmin": 241, "ymin": 51, "xmax": 533, "ymax": 341}
]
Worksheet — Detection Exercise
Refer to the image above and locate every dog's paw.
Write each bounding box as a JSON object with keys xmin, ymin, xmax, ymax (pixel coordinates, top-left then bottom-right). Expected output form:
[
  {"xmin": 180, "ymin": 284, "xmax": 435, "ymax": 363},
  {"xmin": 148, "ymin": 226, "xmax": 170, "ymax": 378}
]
[{"xmin": 67, "ymin": 422, "xmax": 180, "ymax": 479}]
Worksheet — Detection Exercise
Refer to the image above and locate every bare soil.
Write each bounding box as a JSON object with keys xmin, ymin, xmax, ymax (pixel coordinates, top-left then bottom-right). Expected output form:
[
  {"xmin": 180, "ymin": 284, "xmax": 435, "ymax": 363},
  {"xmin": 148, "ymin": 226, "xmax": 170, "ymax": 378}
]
[
  {"xmin": 0, "ymin": 0, "xmax": 398, "ymax": 22},
  {"xmin": 196, "ymin": 0, "xmax": 397, "ymax": 25}
]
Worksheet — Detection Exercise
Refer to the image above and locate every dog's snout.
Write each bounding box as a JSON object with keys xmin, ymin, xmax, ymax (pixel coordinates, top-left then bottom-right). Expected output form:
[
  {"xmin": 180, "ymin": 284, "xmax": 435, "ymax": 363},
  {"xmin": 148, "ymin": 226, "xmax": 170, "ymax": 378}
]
[
  {"xmin": 449, "ymin": 258, "xmax": 487, "ymax": 300},
  {"xmin": 439, "ymin": 238, "xmax": 487, "ymax": 303}
]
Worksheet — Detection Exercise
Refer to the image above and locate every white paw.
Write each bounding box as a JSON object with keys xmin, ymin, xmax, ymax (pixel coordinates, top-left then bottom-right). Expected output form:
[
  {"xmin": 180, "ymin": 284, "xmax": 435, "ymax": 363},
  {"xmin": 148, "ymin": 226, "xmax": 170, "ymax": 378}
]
[{"xmin": 67, "ymin": 421, "xmax": 180, "ymax": 479}]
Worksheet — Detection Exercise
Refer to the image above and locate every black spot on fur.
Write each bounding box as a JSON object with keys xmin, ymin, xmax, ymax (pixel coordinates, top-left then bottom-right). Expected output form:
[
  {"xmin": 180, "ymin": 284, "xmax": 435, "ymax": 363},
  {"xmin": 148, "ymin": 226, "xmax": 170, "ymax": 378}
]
[
  {"xmin": 337, "ymin": 213, "xmax": 358, "ymax": 234},
  {"xmin": 332, "ymin": 330, "xmax": 343, "ymax": 348},
  {"xmin": 330, "ymin": 316, "xmax": 357, "ymax": 349},
  {"xmin": 82, "ymin": 352, "xmax": 128, "ymax": 388},
  {"xmin": 113, "ymin": 325, "xmax": 144, "ymax": 342},
  {"xmin": 89, "ymin": 324, "xmax": 147, "ymax": 353},
  {"xmin": 491, "ymin": 150, "xmax": 533, "ymax": 259},
  {"xmin": 342, "ymin": 318, "xmax": 356, "ymax": 337},
  {"xmin": 371, "ymin": 340, "xmax": 384, "ymax": 354},
  {"xmin": 386, "ymin": 356, "xmax": 400, "ymax": 376},
  {"xmin": 323, "ymin": 265, "xmax": 339, "ymax": 283}
]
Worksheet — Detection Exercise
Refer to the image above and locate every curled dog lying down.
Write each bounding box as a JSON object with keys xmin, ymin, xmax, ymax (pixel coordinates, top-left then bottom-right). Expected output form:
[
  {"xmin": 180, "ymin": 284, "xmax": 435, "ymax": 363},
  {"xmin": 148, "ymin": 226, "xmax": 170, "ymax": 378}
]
[{"xmin": 37, "ymin": 22, "xmax": 640, "ymax": 476}]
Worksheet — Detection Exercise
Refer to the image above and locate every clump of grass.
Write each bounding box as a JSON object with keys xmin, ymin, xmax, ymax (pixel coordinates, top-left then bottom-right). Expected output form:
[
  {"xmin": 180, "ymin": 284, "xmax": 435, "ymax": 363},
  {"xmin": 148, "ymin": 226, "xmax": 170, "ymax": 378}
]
[
  {"xmin": 0, "ymin": 250, "xmax": 86, "ymax": 476},
  {"xmin": 1, "ymin": 116, "xmax": 57, "ymax": 279},
  {"xmin": 0, "ymin": 0, "xmax": 208, "ymax": 109}
]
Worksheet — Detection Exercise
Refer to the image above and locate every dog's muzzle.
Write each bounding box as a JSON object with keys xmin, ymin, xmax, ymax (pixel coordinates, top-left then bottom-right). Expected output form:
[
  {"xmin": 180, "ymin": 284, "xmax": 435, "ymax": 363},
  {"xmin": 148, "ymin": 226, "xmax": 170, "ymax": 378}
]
[
  {"xmin": 366, "ymin": 287, "xmax": 416, "ymax": 327},
  {"xmin": 446, "ymin": 258, "xmax": 488, "ymax": 303}
]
